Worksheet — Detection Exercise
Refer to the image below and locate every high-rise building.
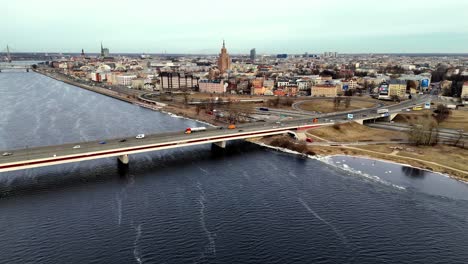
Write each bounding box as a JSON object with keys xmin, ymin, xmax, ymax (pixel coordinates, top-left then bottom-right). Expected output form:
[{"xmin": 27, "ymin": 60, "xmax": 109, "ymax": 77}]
[
  {"xmin": 250, "ymin": 48, "xmax": 256, "ymax": 61},
  {"xmin": 217, "ymin": 40, "xmax": 231, "ymax": 73}
]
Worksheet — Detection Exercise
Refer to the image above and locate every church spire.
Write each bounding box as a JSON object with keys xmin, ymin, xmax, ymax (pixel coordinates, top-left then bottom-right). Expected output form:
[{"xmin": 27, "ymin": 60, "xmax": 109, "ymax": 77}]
[{"xmin": 222, "ymin": 39, "xmax": 225, "ymax": 49}]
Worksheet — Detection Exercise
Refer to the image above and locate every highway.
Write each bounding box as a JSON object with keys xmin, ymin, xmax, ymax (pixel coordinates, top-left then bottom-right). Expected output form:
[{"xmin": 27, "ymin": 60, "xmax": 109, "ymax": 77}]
[{"xmin": 0, "ymin": 95, "xmax": 431, "ymax": 172}]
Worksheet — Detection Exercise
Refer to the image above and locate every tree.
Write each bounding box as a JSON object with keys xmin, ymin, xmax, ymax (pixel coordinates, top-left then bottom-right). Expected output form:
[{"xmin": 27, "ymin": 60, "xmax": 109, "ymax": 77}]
[
  {"xmin": 333, "ymin": 96, "xmax": 342, "ymax": 109},
  {"xmin": 452, "ymin": 130, "xmax": 465, "ymax": 148},
  {"xmin": 344, "ymin": 97, "xmax": 351, "ymax": 108},
  {"xmin": 408, "ymin": 119, "xmax": 439, "ymax": 146},
  {"xmin": 267, "ymin": 97, "xmax": 280, "ymax": 107},
  {"xmin": 390, "ymin": 95, "xmax": 401, "ymax": 102},
  {"xmin": 433, "ymin": 104, "xmax": 451, "ymax": 124},
  {"xmin": 183, "ymin": 93, "xmax": 190, "ymax": 107}
]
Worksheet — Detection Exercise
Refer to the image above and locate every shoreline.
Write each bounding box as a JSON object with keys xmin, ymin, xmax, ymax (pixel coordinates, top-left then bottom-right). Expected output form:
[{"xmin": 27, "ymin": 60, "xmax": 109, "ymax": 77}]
[
  {"xmin": 251, "ymin": 139, "xmax": 468, "ymax": 184},
  {"xmin": 33, "ymin": 68, "xmax": 466, "ymax": 183}
]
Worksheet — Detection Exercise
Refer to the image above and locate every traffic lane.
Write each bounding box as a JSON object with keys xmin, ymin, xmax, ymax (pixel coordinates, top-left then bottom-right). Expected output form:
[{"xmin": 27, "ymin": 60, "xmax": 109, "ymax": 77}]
[{"xmin": 0, "ymin": 124, "xmax": 299, "ymax": 164}]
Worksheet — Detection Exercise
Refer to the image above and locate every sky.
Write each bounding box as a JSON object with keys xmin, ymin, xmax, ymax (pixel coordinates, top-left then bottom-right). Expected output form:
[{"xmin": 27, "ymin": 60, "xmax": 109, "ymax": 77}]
[{"xmin": 2, "ymin": 0, "xmax": 468, "ymax": 54}]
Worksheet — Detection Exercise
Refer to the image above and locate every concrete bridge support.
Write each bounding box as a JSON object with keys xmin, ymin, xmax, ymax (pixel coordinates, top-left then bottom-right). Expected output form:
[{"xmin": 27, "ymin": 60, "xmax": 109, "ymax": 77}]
[
  {"xmin": 212, "ymin": 141, "xmax": 227, "ymax": 149},
  {"xmin": 287, "ymin": 131, "xmax": 307, "ymax": 141},
  {"xmin": 354, "ymin": 119, "xmax": 364, "ymax": 125},
  {"xmin": 118, "ymin": 154, "xmax": 129, "ymax": 165}
]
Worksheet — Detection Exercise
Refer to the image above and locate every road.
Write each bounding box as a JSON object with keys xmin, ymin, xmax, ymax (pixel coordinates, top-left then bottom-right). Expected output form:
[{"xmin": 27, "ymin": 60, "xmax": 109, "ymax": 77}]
[{"xmin": 367, "ymin": 122, "xmax": 468, "ymax": 143}]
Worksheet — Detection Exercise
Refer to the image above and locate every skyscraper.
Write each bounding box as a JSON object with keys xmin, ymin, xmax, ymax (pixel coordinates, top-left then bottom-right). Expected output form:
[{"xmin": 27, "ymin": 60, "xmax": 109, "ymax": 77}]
[
  {"xmin": 250, "ymin": 48, "xmax": 256, "ymax": 61},
  {"xmin": 217, "ymin": 40, "xmax": 231, "ymax": 73}
]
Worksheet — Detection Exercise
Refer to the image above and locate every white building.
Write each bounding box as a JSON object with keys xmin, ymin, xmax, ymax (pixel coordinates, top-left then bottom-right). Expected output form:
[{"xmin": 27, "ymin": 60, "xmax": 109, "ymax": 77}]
[{"xmin": 116, "ymin": 75, "xmax": 137, "ymax": 86}]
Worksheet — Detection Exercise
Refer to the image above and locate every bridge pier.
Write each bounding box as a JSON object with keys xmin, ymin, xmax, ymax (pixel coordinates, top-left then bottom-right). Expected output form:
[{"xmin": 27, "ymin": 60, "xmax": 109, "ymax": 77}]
[
  {"xmin": 212, "ymin": 141, "xmax": 227, "ymax": 149},
  {"xmin": 118, "ymin": 154, "xmax": 129, "ymax": 165},
  {"xmin": 354, "ymin": 119, "xmax": 364, "ymax": 125}
]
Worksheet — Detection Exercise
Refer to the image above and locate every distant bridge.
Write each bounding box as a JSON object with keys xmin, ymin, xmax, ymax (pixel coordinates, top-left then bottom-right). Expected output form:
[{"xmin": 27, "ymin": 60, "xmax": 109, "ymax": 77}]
[{"xmin": 0, "ymin": 64, "xmax": 32, "ymax": 72}]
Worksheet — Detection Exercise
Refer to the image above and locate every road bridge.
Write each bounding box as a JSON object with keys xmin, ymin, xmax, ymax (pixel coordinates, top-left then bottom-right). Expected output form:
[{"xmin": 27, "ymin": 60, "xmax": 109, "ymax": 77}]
[
  {"xmin": 0, "ymin": 95, "xmax": 430, "ymax": 173},
  {"xmin": 0, "ymin": 64, "xmax": 32, "ymax": 72}
]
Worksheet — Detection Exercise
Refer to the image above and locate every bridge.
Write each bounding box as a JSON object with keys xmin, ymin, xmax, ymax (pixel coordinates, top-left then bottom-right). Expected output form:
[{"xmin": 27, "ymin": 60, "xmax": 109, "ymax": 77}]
[
  {"xmin": 0, "ymin": 64, "xmax": 32, "ymax": 72},
  {"xmin": 0, "ymin": 95, "xmax": 430, "ymax": 173}
]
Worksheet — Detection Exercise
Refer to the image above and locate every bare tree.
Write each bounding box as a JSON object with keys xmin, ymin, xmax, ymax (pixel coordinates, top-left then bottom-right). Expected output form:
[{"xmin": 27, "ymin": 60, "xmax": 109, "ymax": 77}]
[
  {"xmin": 183, "ymin": 93, "xmax": 189, "ymax": 106},
  {"xmin": 433, "ymin": 104, "xmax": 451, "ymax": 124},
  {"xmin": 344, "ymin": 97, "xmax": 351, "ymax": 108},
  {"xmin": 390, "ymin": 95, "xmax": 401, "ymax": 102},
  {"xmin": 452, "ymin": 130, "xmax": 464, "ymax": 147},
  {"xmin": 408, "ymin": 119, "xmax": 439, "ymax": 146}
]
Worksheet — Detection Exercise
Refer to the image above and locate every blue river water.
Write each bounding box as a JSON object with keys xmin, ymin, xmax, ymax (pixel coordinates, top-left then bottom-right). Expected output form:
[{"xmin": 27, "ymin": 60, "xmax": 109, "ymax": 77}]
[{"xmin": 0, "ymin": 71, "xmax": 467, "ymax": 264}]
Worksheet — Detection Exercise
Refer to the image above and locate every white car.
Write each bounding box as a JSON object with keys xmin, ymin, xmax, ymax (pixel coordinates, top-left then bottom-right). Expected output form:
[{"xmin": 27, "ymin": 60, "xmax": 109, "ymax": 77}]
[
  {"xmin": 73, "ymin": 145, "xmax": 81, "ymax": 149},
  {"xmin": 136, "ymin": 134, "xmax": 145, "ymax": 139},
  {"xmin": 2, "ymin": 152, "xmax": 12, "ymax": 157}
]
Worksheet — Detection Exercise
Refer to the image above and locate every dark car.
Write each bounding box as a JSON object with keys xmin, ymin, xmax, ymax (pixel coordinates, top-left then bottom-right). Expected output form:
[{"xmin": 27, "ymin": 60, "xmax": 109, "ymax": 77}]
[
  {"xmin": 99, "ymin": 141, "xmax": 107, "ymax": 144},
  {"xmin": 119, "ymin": 139, "xmax": 127, "ymax": 142},
  {"xmin": 238, "ymin": 129, "xmax": 244, "ymax": 132}
]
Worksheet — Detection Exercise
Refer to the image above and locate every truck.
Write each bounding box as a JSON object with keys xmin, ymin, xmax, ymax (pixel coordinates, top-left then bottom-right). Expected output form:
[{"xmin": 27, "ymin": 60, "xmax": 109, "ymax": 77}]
[
  {"xmin": 446, "ymin": 104, "xmax": 457, "ymax": 110},
  {"xmin": 184, "ymin": 127, "xmax": 207, "ymax": 134},
  {"xmin": 259, "ymin": 107, "xmax": 269, "ymax": 111},
  {"xmin": 376, "ymin": 108, "xmax": 389, "ymax": 114},
  {"xmin": 228, "ymin": 124, "xmax": 236, "ymax": 129}
]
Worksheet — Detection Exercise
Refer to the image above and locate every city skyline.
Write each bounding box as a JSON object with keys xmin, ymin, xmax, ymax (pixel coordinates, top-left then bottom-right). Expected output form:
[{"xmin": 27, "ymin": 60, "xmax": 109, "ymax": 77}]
[{"xmin": 2, "ymin": 0, "xmax": 468, "ymax": 54}]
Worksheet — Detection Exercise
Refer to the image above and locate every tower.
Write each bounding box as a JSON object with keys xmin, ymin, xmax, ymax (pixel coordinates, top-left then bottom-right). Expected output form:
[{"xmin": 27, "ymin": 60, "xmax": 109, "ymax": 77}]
[
  {"xmin": 250, "ymin": 48, "xmax": 256, "ymax": 61},
  {"xmin": 81, "ymin": 49, "xmax": 85, "ymax": 57},
  {"xmin": 100, "ymin": 42, "xmax": 110, "ymax": 57},
  {"xmin": 217, "ymin": 40, "xmax": 231, "ymax": 74},
  {"xmin": 6, "ymin": 45, "xmax": 11, "ymax": 63}
]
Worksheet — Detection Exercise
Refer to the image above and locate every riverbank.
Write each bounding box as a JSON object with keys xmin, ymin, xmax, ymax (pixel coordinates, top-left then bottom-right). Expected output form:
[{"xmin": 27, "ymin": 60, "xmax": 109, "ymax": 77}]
[{"xmin": 253, "ymin": 135, "xmax": 468, "ymax": 183}]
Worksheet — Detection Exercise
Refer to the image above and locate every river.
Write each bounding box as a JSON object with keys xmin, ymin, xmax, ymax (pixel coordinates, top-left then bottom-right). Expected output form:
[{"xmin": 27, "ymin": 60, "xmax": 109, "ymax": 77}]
[{"xmin": 0, "ymin": 71, "xmax": 467, "ymax": 264}]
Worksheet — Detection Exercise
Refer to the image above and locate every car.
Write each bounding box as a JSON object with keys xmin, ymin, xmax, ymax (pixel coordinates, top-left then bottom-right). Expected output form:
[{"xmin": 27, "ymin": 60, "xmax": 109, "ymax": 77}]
[
  {"xmin": 218, "ymin": 127, "xmax": 224, "ymax": 130},
  {"xmin": 119, "ymin": 139, "xmax": 127, "ymax": 142},
  {"xmin": 136, "ymin": 134, "xmax": 145, "ymax": 139},
  {"xmin": 238, "ymin": 129, "xmax": 244, "ymax": 132},
  {"xmin": 275, "ymin": 121, "xmax": 281, "ymax": 124},
  {"xmin": 306, "ymin": 138, "xmax": 314, "ymax": 143},
  {"xmin": 2, "ymin": 152, "xmax": 12, "ymax": 157},
  {"xmin": 72, "ymin": 145, "xmax": 81, "ymax": 149},
  {"xmin": 99, "ymin": 141, "xmax": 107, "ymax": 144}
]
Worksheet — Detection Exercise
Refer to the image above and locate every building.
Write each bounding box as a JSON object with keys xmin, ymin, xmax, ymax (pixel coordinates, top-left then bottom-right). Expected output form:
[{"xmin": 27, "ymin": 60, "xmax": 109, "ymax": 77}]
[
  {"xmin": 217, "ymin": 40, "xmax": 231, "ymax": 73},
  {"xmin": 160, "ymin": 72, "xmax": 198, "ymax": 90},
  {"xmin": 311, "ymin": 84, "xmax": 339, "ymax": 97},
  {"xmin": 388, "ymin": 79, "xmax": 407, "ymax": 98},
  {"xmin": 250, "ymin": 48, "xmax": 256, "ymax": 61},
  {"xmin": 116, "ymin": 75, "xmax": 137, "ymax": 86},
  {"xmin": 100, "ymin": 42, "xmax": 110, "ymax": 57},
  {"xmin": 461, "ymin": 81, "xmax": 468, "ymax": 99},
  {"xmin": 199, "ymin": 79, "xmax": 226, "ymax": 93}
]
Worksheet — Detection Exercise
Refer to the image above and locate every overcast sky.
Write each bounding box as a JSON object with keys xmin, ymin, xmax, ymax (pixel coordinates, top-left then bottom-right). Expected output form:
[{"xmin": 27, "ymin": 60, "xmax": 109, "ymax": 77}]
[{"xmin": 3, "ymin": 0, "xmax": 468, "ymax": 54}]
